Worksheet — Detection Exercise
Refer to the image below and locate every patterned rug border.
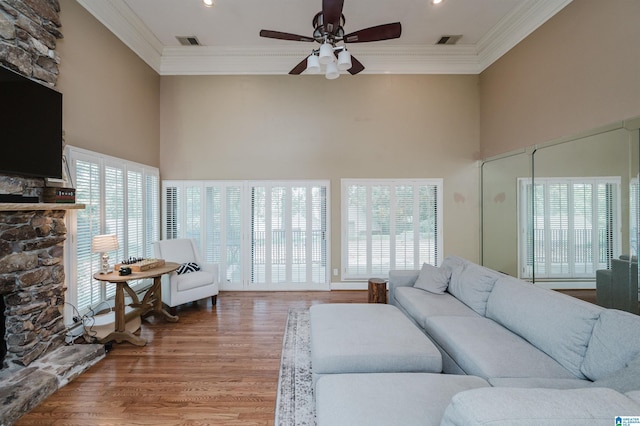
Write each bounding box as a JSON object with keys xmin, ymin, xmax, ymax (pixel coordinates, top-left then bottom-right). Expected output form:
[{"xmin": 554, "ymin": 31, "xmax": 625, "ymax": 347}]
[{"xmin": 275, "ymin": 307, "xmax": 315, "ymax": 426}]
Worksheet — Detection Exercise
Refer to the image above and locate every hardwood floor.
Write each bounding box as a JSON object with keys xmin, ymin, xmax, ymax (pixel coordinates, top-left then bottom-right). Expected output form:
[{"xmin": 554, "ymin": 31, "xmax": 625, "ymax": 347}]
[{"xmin": 16, "ymin": 291, "xmax": 365, "ymax": 426}]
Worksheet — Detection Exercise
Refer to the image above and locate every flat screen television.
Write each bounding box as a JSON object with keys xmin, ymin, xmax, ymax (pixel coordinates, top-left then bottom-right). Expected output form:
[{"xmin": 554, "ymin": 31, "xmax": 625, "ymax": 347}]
[{"xmin": 0, "ymin": 65, "xmax": 63, "ymax": 179}]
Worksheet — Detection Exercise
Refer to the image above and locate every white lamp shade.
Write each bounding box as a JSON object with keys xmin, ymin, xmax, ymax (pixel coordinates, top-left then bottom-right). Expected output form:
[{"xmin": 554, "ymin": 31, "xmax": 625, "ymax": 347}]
[
  {"xmin": 91, "ymin": 234, "xmax": 119, "ymax": 253},
  {"xmin": 306, "ymin": 55, "xmax": 321, "ymax": 74},
  {"xmin": 319, "ymin": 43, "xmax": 334, "ymax": 65},
  {"xmin": 337, "ymin": 50, "xmax": 352, "ymax": 71},
  {"xmin": 325, "ymin": 61, "xmax": 340, "ymax": 80}
]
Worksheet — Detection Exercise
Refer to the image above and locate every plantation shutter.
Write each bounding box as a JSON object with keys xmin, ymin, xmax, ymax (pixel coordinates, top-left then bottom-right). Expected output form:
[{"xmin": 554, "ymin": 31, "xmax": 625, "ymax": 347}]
[
  {"xmin": 74, "ymin": 158, "xmax": 101, "ymax": 311},
  {"xmin": 311, "ymin": 185, "xmax": 328, "ymax": 283},
  {"xmin": 145, "ymin": 173, "xmax": 160, "ymax": 258},
  {"xmin": 342, "ymin": 179, "xmax": 443, "ymax": 280},
  {"xmin": 224, "ymin": 185, "xmax": 242, "ymax": 284},
  {"xmin": 164, "ymin": 185, "xmax": 180, "ymax": 239},
  {"xmin": 67, "ymin": 147, "xmax": 160, "ymax": 314}
]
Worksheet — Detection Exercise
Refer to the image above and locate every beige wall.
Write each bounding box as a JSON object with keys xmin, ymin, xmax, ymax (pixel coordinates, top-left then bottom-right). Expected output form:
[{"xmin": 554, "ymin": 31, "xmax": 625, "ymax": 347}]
[
  {"xmin": 480, "ymin": 0, "xmax": 640, "ymax": 158},
  {"xmin": 57, "ymin": 0, "xmax": 160, "ymax": 167},
  {"xmin": 160, "ymin": 74, "xmax": 482, "ymax": 276}
]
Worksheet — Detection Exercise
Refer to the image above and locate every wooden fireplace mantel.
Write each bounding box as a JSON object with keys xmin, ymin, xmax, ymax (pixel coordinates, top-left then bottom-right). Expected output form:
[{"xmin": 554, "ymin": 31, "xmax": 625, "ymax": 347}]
[{"xmin": 0, "ymin": 203, "xmax": 85, "ymax": 211}]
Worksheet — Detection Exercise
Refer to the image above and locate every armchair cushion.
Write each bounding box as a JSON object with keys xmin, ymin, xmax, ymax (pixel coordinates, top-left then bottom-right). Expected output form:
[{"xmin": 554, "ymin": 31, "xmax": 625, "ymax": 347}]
[{"xmin": 176, "ymin": 270, "xmax": 216, "ymax": 292}]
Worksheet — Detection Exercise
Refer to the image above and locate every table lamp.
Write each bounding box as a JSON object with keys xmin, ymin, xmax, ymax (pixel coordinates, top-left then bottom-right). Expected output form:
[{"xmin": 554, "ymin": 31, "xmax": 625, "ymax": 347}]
[{"xmin": 91, "ymin": 234, "xmax": 119, "ymax": 274}]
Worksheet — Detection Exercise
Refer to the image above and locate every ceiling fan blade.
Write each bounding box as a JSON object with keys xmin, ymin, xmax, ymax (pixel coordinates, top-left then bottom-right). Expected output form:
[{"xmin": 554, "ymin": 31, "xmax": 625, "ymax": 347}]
[
  {"xmin": 289, "ymin": 55, "xmax": 310, "ymax": 75},
  {"xmin": 260, "ymin": 30, "xmax": 315, "ymax": 42},
  {"xmin": 322, "ymin": 0, "xmax": 345, "ymax": 35},
  {"xmin": 347, "ymin": 55, "xmax": 365, "ymax": 75},
  {"xmin": 344, "ymin": 22, "xmax": 402, "ymax": 43}
]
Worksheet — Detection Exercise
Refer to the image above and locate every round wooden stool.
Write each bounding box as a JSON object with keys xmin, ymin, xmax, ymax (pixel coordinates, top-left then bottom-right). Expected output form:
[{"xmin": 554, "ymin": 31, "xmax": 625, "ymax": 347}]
[{"xmin": 368, "ymin": 278, "xmax": 387, "ymax": 303}]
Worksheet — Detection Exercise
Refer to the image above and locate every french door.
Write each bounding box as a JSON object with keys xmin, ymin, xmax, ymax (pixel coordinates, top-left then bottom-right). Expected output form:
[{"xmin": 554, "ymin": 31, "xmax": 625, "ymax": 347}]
[{"xmin": 162, "ymin": 180, "xmax": 330, "ymax": 290}]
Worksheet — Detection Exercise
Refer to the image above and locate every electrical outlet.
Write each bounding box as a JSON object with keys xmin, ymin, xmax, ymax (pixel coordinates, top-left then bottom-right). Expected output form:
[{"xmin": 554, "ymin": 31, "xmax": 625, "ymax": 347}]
[{"xmin": 333, "ymin": 268, "xmax": 338, "ymax": 276}]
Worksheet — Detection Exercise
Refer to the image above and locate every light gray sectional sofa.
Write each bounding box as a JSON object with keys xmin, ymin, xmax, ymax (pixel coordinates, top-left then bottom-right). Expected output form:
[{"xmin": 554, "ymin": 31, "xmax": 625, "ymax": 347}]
[{"xmin": 314, "ymin": 256, "xmax": 640, "ymax": 425}]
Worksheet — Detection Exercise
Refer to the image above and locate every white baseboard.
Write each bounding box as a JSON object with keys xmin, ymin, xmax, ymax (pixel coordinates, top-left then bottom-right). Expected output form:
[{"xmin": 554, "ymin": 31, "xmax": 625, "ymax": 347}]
[{"xmin": 330, "ymin": 282, "xmax": 368, "ymax": 290}]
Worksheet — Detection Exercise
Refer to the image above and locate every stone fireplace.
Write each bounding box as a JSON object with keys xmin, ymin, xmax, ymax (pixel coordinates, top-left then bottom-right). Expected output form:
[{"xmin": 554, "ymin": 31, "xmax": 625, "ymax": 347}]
[
  {"xmin": 0, "ymin": 205, "xmax": 105, "ymax": 425},
  {"xmin": 0, "ymin": 208, "xmax": 68, "ymax": 368}
]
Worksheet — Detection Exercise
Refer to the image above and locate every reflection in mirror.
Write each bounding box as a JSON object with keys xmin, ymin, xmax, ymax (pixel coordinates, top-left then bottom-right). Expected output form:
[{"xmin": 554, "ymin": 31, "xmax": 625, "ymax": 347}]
[
  {"xmin": 529, "ymin": 128, "xmax": 631, "ymax": 287},
  {"xmin": 482, "ymin": 119, "xmax": 640, "ymax": 314}
]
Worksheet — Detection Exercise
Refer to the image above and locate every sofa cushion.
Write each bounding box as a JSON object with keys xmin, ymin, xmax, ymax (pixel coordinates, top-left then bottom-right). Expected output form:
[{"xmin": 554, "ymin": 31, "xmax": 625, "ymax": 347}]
[
  {"xmin": 394, "ymin": 287, "xmax": 479, "ymax": 329},
  {"xmin": 441, "ymin": 387, "xmax": 640, "ymax": 426},
  {"xmin": 590, "ymin": 356, "xmax": 640, "ymax": 393},
  {"xmin": 447, "ymin": 260, "xmax": 502, "ymax": 316},
  {"xmin": 425, "ymin": 316, "xmax": 577, "ymax": 380},
  {"xmin": 489, "ymin": 377, "xmax": 591, "ymax": 389},
  {"xmin": 486, "ymin": 276, "xmax": 601, "ymax": 379},
  {"xmin": 315, "ymin": 373, "xmax": 489, "ymax": 426},
  {"xmin": 413, "ymin": 263, "xmax": 450, "ymax": 294},
  {"xmin": 441, "ymin": 255, "xmax": 467, "ymax": 276},
  {"xmin": 628, "ymin": 390, "xmax": 640, "ymax": 405},
  {"xmin": 582, "ymin": 309, "xmax": 640, "ymax": 380}
]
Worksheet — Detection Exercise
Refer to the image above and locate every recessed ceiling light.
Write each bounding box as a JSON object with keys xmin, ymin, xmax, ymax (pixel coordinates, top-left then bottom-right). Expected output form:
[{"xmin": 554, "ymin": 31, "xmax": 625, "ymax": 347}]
[
  {"xmin": 432, "ymin": 0, "xmax": 444, "ymax": 4},
  {"xmin": 203, "ymin": 0, "xmax": 214, "ymax": 7}
]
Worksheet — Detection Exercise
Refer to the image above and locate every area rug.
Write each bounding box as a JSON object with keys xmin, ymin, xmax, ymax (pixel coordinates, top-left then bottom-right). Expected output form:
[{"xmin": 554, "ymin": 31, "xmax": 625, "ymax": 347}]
[{"xmin": 275, "ymin": 307, "xmax": 316, "ymax": 426}]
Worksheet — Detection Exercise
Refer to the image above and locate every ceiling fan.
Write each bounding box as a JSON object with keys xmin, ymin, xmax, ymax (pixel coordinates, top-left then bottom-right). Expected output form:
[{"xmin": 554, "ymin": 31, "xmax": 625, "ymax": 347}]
[{"xmin": 259, "ymin": 0, "xmax": 401, "ymax": 78}]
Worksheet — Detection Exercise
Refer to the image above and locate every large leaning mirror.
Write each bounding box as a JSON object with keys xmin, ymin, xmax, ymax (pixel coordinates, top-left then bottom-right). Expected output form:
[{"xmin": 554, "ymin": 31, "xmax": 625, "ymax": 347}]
[
  {"xmin": 481, "ymin": 150, "xmax": 530, "ymax": 277},
  {"xmin": 482, "ymin": 118, "xmax": 640, "ymax": 315}
]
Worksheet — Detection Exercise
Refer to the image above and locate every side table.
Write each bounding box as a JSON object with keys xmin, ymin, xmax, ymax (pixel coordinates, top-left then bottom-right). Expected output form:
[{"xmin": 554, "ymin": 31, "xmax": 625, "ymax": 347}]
[
  {"xmin": 92, "ymin": 261, "xmax": 180, "ymax": 346},
  {"xmin": 368, "ymin": 278, "xmax": 387, "ymax": 303}
]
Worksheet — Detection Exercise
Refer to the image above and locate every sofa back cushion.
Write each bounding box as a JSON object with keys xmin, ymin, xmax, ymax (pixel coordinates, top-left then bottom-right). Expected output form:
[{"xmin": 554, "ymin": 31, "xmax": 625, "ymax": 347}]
[
  {"xmin": 486, "ymin": 276, "xmax": 602, "ymax": 379},
  {"xmin": 447, "ymin": 259, "xmax": 501, "ymax": 316},
  {"xmin": 581, "ymin": 309, "xmax": 640, "ymax": 381}
]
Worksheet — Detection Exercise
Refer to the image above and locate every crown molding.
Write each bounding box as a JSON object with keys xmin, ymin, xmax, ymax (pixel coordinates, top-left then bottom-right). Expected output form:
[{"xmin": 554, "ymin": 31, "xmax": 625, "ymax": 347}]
[
  {"xmin": 77, "ymin": 0, "xmax": 572, "ymax": 76},
  {"xmin": 159, "ymin": 45, "xmax": 482, "ymax": 75},
  {"xmin": 476, "ymin": 0, "xmax": 573, "ymax": 71},
  {"xmin": 76, "ymin": 0, "xmax": 163, "ymax": 72}
]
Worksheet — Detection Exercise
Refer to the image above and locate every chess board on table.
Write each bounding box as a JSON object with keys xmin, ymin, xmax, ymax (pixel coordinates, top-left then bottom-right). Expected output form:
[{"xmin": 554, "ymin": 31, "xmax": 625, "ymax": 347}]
[{"xmin": 115, "ymin": 258, "xmax": 165, "ymax": 272}]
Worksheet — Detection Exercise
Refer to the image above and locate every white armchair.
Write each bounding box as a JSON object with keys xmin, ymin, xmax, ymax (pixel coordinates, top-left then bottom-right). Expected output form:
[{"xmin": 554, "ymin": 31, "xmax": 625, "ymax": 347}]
[{"xmin": 153, "ymin": 238, "xmax": 219, "ymax": 315}]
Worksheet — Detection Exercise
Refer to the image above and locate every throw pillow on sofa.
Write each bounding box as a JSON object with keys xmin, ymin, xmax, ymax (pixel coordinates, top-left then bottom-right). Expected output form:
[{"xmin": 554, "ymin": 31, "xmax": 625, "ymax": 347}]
[{"xmin": 414, "ymin": 263, "xmax": 451, "ymax": 294}]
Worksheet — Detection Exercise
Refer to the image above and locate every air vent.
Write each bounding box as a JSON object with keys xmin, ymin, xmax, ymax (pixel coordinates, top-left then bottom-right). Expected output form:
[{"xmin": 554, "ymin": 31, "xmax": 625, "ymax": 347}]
[
  {"xmin": 436, "ymin": 35, "xmax": 462, "ymax": 45},
  {"xmin": 176, "ymin": 36, "xmax": 201, "ymax": 46}
]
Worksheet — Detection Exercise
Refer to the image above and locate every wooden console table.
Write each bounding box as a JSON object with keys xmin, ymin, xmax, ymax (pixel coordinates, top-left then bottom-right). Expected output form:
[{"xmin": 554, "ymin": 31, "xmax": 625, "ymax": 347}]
[{"xmin": 93, "ymin": 262, "xmax": 179, "ymax": 346}]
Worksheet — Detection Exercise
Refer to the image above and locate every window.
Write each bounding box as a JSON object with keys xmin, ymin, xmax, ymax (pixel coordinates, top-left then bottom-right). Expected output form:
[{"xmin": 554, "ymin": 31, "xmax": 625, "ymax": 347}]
[
  {"xmin": 518, "ymin": 177, "xmax": 621, "ymax": 279},
  {"xmin": 341, "ymin": 179, "xmax": 443, "ymax": 280},
  {"xmin": 162, "ymin": 180, "xmax": 329, "ymax": 290},
  {"xmin": 65, "ymin": 147, "xmax": 159, "ymax": 313}
]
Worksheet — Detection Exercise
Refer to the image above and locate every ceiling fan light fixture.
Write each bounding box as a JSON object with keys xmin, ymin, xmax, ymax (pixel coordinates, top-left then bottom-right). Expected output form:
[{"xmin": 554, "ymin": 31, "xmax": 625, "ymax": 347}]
[
  {"xmin": 337, "ymin": 49, "xmax": 352, "ymax": 71},
  {"xmin": 306, "ymin": 54, "xmax": 321, "ymax": 74},
  {"xmin": 319, "ymin": 42, "xmax": 334, "ymax": 65},
  {"xmin": 325, "ymin": 61, "xmax": 340, "ymax": 80}
]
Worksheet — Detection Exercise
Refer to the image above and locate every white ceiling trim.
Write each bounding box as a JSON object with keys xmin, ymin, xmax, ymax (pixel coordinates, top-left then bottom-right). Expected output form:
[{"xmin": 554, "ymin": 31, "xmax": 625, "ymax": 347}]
[
  {"xmin": 77, "ymin": 0, "xmax": 572, "ymax": 76},
  {"xmin": 159, "ymin": 45, "xmax": 482, "ymax": 75},
  {"xmin": 476, "ymin": 0, "xmax": 573, "ymax": 70}
]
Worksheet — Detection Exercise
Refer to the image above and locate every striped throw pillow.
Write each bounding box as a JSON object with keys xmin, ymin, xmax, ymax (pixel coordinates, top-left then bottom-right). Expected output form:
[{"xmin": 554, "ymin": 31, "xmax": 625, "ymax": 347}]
[{"xmin": 177, "ymin": 262, "xmax": 200, "ymax": 275}]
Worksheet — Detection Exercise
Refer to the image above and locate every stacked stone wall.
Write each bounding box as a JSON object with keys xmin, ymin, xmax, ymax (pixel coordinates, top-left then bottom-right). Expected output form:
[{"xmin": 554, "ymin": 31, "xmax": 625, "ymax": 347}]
[
  {"xmin": 0, "ymin": 210, "xmax": 67, "ymax": 367},
  {"xmin": 0, "ymin": 0, "xmax": 62, "ymax": 85}
]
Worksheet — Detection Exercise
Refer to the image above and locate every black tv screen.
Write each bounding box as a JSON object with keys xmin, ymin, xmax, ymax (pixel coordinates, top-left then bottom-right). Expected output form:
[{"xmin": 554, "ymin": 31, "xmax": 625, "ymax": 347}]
[{"xmin": 0, "ymin": 65, "xmax": 63, "ymax": 179}]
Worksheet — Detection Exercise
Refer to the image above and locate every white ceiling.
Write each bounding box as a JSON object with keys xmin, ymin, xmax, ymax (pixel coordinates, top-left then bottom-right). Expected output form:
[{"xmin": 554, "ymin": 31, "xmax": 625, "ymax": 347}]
[{"xmin": 76, "ymin": 0, "xmax": 572, "ymax": 75}]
